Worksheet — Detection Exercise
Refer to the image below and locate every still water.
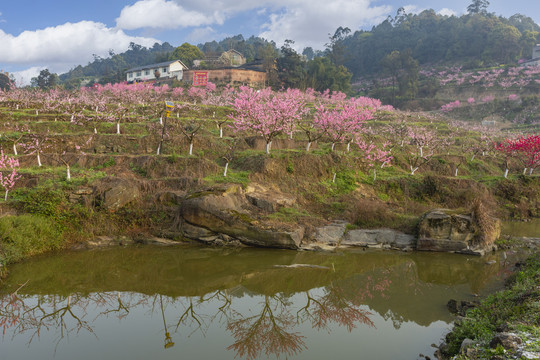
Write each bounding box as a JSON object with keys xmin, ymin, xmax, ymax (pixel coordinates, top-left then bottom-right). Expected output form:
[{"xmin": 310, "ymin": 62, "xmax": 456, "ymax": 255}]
[{"xmin": 0, "ymin": 245, "xmax": 521, "ymax": 360}]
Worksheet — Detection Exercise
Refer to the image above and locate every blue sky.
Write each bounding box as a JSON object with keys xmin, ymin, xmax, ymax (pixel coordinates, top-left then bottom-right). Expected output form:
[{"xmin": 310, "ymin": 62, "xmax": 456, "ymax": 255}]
[{"xmin": 1, "ymin": 0, "xmax": 539, "ymax": 85}]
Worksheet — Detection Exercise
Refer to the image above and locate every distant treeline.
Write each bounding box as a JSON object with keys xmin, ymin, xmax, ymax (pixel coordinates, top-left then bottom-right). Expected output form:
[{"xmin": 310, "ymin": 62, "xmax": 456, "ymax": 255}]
[{"xmin": 58, "ymin": 9, "xmax": 539, "ymax": 89}]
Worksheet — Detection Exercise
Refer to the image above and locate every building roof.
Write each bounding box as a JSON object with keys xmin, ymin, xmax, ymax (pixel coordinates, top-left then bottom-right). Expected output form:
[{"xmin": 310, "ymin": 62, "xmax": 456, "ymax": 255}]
[{"xmin": 126, "ymin": 60, "xmax": 187, "ymax": 73}]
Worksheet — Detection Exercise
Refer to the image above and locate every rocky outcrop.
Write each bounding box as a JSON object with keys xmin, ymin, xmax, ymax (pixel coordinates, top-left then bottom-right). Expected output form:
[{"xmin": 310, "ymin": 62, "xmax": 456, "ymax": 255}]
[
  {"xmin": 417, "ymin": 209, "xmax": 499, "ymax": 255},
  {"xmin": 99, "ymin": 178, "xmax": 141, "ymax": 211},
  {"xmin": 177, "ymin": 184, "xmax": 304, "ymax": 249},
  {"xmin": 305, "ymin": 221, "xmax": 415, "ymax": 251},
  {"xmin": 342, "ymin": 228, "xmax": 415, "ymax": 250}
]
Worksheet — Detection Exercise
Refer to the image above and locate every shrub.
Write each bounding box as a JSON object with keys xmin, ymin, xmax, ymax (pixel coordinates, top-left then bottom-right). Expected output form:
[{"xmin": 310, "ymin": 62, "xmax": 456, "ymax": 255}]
[{"xmin": 0, "ymin": 215, "xmax": 64, "ymax": 264}]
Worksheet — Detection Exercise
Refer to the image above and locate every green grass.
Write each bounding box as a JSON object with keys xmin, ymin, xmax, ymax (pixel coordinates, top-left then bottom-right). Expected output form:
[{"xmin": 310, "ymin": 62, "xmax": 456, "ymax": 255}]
[
  {"xmin": 443, "ymin": 254, "xmax": 540, "ymax": 358},
  {"xmin": 203, "ymin": 170, "xmax": 250, "ymax": 187},
  {"xmin": 0, "ymin": 214, "xmax": 64, "ymax": 265}
]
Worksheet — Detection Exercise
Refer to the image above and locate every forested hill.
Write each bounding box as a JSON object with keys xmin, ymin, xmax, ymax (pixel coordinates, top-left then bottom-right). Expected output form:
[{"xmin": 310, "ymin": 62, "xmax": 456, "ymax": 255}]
[
  {"xmin": 59, "ymin": 42, "xmax": 175, "ymax": 88},
  {"xmin": 57, "ymin": 9, "xmax": 539, "ymax": 90},
  {"xmin": 340, "ymin": 10, "xmax": 540, "ymax": 78}
]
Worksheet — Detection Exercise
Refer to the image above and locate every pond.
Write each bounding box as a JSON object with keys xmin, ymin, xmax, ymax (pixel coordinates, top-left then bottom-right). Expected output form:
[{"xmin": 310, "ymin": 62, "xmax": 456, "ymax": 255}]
[{"xmin": 0, "ymin": 245, "xmax": 523, "ymax": 360}]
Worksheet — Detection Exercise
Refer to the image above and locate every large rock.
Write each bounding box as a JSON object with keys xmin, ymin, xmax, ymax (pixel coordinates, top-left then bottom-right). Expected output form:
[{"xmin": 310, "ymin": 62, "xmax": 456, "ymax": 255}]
[
  {"xmin": 342, "ymin": 228, "xmax": 415, "ymax": 250},
  {"xmin": 178, "ymin": 185, "xmax": 304, "ymax": 249},
  {"xmin": 100, "ymin": 179, "xmax": 140, "ymax": 211},
  {"xmin": 417, "ymin": 209, "xmax": 499, "ymax": 255}
]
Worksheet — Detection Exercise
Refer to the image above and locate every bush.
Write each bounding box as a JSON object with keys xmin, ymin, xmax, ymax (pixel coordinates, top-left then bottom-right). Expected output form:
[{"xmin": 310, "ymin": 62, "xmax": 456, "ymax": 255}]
[{"xmin": 0, "ymin": 215, "xmax": 64, "ymax": 264}]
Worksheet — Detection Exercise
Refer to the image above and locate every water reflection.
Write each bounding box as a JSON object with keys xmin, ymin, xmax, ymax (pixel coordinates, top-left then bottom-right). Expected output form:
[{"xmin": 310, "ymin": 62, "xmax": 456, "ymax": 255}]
[{"xmin": 0, "ymin": 246, "xmax": 521, "ymax": 360}]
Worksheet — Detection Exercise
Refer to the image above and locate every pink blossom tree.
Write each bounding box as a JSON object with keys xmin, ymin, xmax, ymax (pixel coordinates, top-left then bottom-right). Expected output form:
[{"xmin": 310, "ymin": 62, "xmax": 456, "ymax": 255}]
[
  {"xmin": 0, "ymin": 150, "xmax": 21, "ymax": 201},
  {"xmin": 230, "ymin": 87, "xmax": 306, "ymax": 154}
]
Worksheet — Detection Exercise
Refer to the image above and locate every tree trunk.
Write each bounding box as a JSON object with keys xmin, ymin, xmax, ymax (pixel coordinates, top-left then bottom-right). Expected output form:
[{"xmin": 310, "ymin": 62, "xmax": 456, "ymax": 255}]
[
  {"xmin": 419, "ymin": 146, "xmax": 423, "ymax": 158},
  {"xmin": 306, "ymin": 141, "xmax": 312, "ymax": 152},
  {"xmin": 504, "ymin": 168, "xmax": 509, "ymax": 178},
  {"xmin": 156, "ymin": 143, "xmax": 161, "ymax": 155},
  {"xmin": 12, "ymin": 144, "xmax": 17, "ymax": 156},
  {"xmin": 116, "ymin": 122, "xmax": 121, "ymax": 135},
  {"xmin": 373, "ymin": 169, "xmax": 377, "ymax": 181},
  {"xmin": 332, "ymin": 172, "xmax": 337, "ymax": 183},
  {"xmin": 471, "ymin": 154, "xmax": 476, "ymax": 161},
  {"xmin": 189, "ymin": 142, "xmax": 194, "ymax": 156},
  {"xmin": 454, "ymin": 168, "xmax": 459, "ymax": 177},
  {"xmin": 266, "ymin": 141, "xmax": 272, "ymax": 154},
  {"xmin": 66, "ymin": 165, "xmax": 71, "ymax": 181},
  {"xmin": 159, "ymin": 117, "xmax": 163, "ymax": 125},
  {"xmin": 529, "ymin": 168, "xmax": 534, "ymax": 176},
  {"xmin": 346, "ymin": 141, "xmax": 351, "ymax": 152},
  {"xmin": 223, "ymin": 162, "xmax": 229, "ymax": 177},
  {"xmin": 331, "ymin": 143, "xmax": 335, "ymax": 151},
  {"xmin": 523, "ymin": 168, "xmax": 528, "ymax": 175},
  {"xmin": 410, "ymin": 166, "xmax": 418, "ymax": 176},
  {"xmin": 4, "ymin": 190, "xmax": 8, "ymax": 201},
  {"xmin": 37, "ymin": 152, "xmax": 42, "ymax": 167},
  {"xmin": 219, "ymin": 126, "xmax": 223, "ymax": 138}
]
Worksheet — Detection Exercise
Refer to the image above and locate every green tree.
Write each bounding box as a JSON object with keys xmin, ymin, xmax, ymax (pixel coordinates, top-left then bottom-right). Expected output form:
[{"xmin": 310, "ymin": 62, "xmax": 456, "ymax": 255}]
[
  {"xmin": 0, "ymin": 73, "xmax": 13, "ymax": 91},
  {"xmin": 31, "ymin": 69, "xmax": 58, "ymax": 89},
  {"xmin": 305, "ymin": 57, "xmax": 351, "ymax": 93},
  {"xmin": 326, "ymin": 26, "xmax": 351, "ymax": 66},
  {"xmin": 169, "ymin": 43, "xmax": 204, "ymax": 68},
  {"xmin": 467, "ymin": 0, "xmax": 490, "ymax": 15},
  {"xmin": 276, "ymin": 40, "xmax": 306, "ymax": 89}
]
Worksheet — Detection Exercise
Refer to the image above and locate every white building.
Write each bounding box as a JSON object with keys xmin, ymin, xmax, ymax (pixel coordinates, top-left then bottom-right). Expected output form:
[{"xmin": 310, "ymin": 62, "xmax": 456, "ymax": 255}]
[
  {"xmin": 126, "ymin": 60, "xmax": 188, "ymax": 82},
  {"xmin": 520, "ymin": 44, "xmax": 540, "ymax": 67}
]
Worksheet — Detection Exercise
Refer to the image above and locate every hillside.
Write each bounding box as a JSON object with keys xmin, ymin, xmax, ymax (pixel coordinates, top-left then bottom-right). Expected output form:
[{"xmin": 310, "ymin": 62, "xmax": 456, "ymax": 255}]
[{"xmin": 0, "ymin": 84, "xmax": 538, "ymax": 271}]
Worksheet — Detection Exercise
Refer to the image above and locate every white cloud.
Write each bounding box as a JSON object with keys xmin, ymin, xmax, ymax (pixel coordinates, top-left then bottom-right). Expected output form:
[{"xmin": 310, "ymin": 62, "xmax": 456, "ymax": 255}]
[
  {"xmin": 403, "ymin": 5, "xmax": 423, "ymax": 15},
  {"xmin": 116, "ymin": 0, "xmax": 393, "ymax": 50},
  {"xmin": 187, "ymin": 27, "xmax": 217, "ymax": 42},
  {"xmin": 259, "ymin": 0, "xmax": 391, "ymax": 50},
  {"xmin": 11, "ymin": 66, "xmax": 44, "ymax": 87},
  {"xmin": 116, "ymin": 0, "xmax": 224, "ymax": 30},
  {"xmin": 438, "ymin": 8, "xmax": 457, "ymax": 17},
  {"xmin": 0, "ymin": 21, "xmax": 158, "ymax": 71}
]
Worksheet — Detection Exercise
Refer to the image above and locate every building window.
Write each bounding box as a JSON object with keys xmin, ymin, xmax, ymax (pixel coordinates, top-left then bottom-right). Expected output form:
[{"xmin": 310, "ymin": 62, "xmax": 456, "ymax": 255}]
[
  {"xmin": 145, "ymin": 70, "xmax": 150, "ymax": 75},
  {"xmin": 136, "ymin": 71, "xmax": 141, "ymax": 76},
  {"xmin": 128, "ymin": 73, "xmax": 133, "ymax": 78},
  {"xmin": 163, "ymin": 68, "xmax": 168, "ymax": 73}
]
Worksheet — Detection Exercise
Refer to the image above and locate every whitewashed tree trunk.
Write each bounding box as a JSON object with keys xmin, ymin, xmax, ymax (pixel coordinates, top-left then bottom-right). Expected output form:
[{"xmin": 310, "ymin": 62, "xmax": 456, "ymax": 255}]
[
  {"xmin": 373, "ymin": 169, "xmax": 377, "ymax": 181},
  {"xmin": 223, "ymin": 162, "xmax": 229, "ymax": 177},
  {"xmin": 156, "ymin": 143, "xmax": 161, "ymax": 155},
  {"xmin": 504, "ymin": 168, "xmax": 509, "ymax": 178},
  {"xmin": 159, "ymin": 117, "xmax": 163, "ymax": 125},
  {"xmin": 266, "ymin": 141, "xmax": 272, "ymax": 154},
  {"xmin": 471, "ymin": 154, "xmax": 476, "ymax": 161},
  {"xmin": 410, "ymin": 166, "xmax": 418, "ymax": 176},
  {"xmin": 346, "ymin": 141, "xmax": 351, "ymax": 152},
  {"xmin": 37, "ymin": 152, "xmax": 42, "ymax": 167},
  {"xmin": 331, "ymin": 143, "xmax": 335, "ymax": 151},
  {"xmin": 66, "ymin": 165, "xmax": 71, "ymax": 181},
  {"xmin": 94, "ymin": 127, "xmax": 98, "ymax": 134},
  {"xmin": 16, "ymin": 104, "xmax": 19, "ymax": 110},
  {"xmin": 70, "ymin": 114, "xmax": 74, "ymax": 122},
  {"xmin": 116, "ymin": 122, "xmax": 121, "ymax": 134},
  {"xmin": 219, "ymin": 126, "xmax": 223, "ymax": 138},
  {"xmin": 4, "ymin": 190, "xmax": 8, "ymax": 201},
  {"xmin": 454, "ymin": 168, "xmax": 459, "ymax": 177},
  {"xmin": 419, "ymin": 146, "xmax": 423, "ymax": 158},
  {"xmin": 12, "ymin": 144, "xmax": 17, "ymax": 156},
  {"xmin": 36, "ymin": 110, "xmax": 39, "ymax": 115},
  {"xmin": 529, "ymin": 168, "xmax": 534, "ymax": 176},
  {"xmin": 289, "ymin": 131, "xmax": 293, "ymax": 140},
  {"xmin": 523, "ymin": 168, "xmax": 528, "ymax": 175},
  {"xmin": 189, "ymin": 142, "xmax": 194, "ymax": 156},
  {"xmin": 306, "ymin": 141, "xmax": 312, "ymax": 152},
  {"xmin": 332, "ymin": 172, "xmax": 337, "ymax": 183}
]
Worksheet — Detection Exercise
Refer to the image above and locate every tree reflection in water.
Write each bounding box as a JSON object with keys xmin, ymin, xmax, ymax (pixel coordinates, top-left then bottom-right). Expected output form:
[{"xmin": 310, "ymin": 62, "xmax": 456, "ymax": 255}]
[{"xmin": 1, "ymin": 279, "xmax": 380, "ymax": 359}]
